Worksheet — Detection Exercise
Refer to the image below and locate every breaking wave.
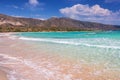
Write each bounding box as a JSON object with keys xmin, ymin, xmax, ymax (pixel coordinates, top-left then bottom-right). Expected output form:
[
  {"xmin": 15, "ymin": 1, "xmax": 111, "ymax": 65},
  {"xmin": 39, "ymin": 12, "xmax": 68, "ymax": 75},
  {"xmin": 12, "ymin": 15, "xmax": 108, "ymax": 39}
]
[{"xmin": 19, "ymin": 37, "xmax": 120, "ymax": 49}]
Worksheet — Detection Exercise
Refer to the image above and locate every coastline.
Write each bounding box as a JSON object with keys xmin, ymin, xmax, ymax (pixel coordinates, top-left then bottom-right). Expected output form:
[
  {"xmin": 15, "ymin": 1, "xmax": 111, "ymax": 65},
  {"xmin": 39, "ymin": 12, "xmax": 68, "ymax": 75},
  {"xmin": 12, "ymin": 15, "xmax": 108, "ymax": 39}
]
[
  {"xmin": 0, "ymin": 32, "xmax": 120, "ymax": 80},
  {"xmin": 0, "ymin": 33, "xmax": 15, "ymax": 80}
]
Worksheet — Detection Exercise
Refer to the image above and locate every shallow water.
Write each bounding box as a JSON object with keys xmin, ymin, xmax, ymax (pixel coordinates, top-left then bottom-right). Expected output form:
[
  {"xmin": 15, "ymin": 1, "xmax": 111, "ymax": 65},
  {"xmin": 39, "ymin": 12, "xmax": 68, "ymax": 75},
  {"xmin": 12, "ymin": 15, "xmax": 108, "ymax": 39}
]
[
  {"xmin": 18, "ymin": 31, "xmax": 120, "ymax": 68},
  {"xmin": 0, "ymin": 31, "xmax": 120, "ymax": 80}
]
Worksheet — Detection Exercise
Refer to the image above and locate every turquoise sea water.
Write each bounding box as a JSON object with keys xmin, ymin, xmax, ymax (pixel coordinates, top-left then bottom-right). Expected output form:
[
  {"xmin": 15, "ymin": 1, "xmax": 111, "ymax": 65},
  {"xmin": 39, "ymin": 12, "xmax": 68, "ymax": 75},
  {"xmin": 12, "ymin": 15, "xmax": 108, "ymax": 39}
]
[{"xmin": 17, "ymin": 31, "xmax": 120, "ymax": 69}]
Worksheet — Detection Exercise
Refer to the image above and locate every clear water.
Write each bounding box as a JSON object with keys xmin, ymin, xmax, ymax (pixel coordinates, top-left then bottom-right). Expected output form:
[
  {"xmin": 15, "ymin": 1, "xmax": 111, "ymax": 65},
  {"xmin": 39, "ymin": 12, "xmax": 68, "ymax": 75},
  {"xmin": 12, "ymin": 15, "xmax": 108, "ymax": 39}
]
[{"xmin": 17, "ymin": 31, "xmax": 120, "ymax": 69}]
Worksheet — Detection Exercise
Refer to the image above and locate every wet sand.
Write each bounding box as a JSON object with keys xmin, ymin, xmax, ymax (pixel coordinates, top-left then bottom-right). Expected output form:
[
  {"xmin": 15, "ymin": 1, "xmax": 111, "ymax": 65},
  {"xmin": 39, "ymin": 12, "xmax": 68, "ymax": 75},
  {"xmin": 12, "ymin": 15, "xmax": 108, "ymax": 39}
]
[
  {"xmin": 0, "ymin": 33, "xmax": 120, "ymax": 80},
  {"xmin": 0, "ymin": 70, "xmax": 8, "ymax": 80}
]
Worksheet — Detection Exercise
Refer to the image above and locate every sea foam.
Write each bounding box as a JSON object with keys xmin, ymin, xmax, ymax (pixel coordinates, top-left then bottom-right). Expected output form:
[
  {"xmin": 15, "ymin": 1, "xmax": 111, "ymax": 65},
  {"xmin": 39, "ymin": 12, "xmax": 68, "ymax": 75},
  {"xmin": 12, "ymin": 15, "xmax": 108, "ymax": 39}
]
[
  {"xmin": 19, "ymin": 37, "xmax": 120, "ymax": 49},
  {"xmin": 0, "ymin": 53, "xmax": 73, "ymax": 80}
]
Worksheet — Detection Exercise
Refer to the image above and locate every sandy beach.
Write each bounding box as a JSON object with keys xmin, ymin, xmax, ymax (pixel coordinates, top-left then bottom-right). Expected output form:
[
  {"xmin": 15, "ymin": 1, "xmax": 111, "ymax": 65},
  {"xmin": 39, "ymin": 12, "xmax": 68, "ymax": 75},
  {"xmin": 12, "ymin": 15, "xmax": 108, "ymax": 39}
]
[
  {"xmin": 0, "ymin": 33, "xmax": 120, "ymax": 80},
  {"xmin": 0, "ymin": 70, "xmax": 8, "ymax": 80}
]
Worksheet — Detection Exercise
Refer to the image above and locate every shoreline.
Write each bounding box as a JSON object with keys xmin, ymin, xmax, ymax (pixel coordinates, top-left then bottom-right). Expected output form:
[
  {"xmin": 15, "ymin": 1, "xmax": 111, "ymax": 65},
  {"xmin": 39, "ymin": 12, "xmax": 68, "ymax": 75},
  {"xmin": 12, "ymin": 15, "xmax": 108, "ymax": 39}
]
[
  {"xmin": 0, "ymin": 30, "xmax": 103, "ymax": 33},
  {"xmin": 0, "ymin": 32, "xmax": 120, "ymax": 80}
]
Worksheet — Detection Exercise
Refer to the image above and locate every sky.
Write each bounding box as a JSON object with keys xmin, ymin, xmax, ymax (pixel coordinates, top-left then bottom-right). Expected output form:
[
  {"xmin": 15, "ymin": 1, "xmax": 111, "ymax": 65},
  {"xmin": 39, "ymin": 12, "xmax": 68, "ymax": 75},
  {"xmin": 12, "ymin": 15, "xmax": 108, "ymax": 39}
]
[{"xmin": 0, "ymin": 0, "xmax": 120, "ymax": 25}]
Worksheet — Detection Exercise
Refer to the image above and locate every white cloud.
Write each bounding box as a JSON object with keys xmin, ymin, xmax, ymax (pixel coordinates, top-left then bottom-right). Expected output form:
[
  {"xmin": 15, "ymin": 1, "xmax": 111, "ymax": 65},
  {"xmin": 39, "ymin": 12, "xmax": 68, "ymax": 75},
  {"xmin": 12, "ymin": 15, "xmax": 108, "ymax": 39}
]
[
  {"xmin": 28, "ymin": 0, "xmax": 39, "ymax": 7},
  {"xmin": 60, "ymin": 4, "xmax": 120, "ymax": 25},
  {"xmin": 35, "ymin": 18, "xmax": 46, "ymax": 20},
  {"xmin": 26, "ymin": 0, "xmax": 44, "ymax": 10},
  {"xmin": 12, "ymin": 15, "xmax": 25, "ymax": 18}
]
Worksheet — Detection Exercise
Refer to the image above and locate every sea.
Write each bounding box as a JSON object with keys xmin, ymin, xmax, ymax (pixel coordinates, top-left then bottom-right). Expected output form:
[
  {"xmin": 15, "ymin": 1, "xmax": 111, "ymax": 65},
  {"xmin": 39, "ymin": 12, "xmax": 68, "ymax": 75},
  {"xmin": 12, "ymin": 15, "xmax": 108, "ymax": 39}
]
[{"xmin": 0, "ymin": 31, "xmax": 120, "ymax": 80}]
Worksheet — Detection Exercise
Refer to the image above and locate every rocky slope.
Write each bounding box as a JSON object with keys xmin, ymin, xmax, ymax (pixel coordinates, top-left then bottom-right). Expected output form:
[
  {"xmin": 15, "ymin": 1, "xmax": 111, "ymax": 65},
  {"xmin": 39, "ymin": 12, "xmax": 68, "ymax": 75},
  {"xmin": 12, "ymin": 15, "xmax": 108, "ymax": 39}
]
[{"xmin": 0, "ymin": 14, "xmax": 120, "ymax": 32}]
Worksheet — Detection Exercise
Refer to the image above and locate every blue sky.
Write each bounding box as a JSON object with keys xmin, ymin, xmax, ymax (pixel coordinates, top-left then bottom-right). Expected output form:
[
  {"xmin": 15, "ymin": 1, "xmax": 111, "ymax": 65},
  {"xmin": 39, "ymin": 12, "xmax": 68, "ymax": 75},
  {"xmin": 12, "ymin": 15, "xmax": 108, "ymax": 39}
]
[{"xmin": 0, "ymin": 0, "xmax": 120, "ymax": 25}]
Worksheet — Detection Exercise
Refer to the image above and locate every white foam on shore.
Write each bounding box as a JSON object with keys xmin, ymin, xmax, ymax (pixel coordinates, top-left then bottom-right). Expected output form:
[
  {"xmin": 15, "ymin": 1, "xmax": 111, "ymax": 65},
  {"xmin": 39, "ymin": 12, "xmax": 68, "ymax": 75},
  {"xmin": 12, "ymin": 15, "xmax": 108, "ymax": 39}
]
[
  {"xmin": 0, "ymin": 33, "xmax": 12, "ymax": 37},
  {"xmin": 0, "ymin": 33, "xmax": 18, "ymax": 40},
  {"xmin": 0, "ymin": 53, "xmax": 74, "ymax": 80},
  {"xmin": 19, "ymin": 37, "xmax": 120, "ymax": 49}
]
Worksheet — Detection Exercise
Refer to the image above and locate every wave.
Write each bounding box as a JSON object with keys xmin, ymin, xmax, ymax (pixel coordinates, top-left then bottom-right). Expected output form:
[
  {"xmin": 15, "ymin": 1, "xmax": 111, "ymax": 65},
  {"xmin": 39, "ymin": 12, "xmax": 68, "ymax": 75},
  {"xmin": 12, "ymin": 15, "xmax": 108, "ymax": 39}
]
[
  {"xmin": 0, "ymin": 53, "xmax": 74, "ymax": 80},
  {"xmin": 19, "ymin": 37, "xmax": 120, "ymax": 49},
  {"xmin": 0, "ymin": 53, "xmax": 55, "ymax": 80}
]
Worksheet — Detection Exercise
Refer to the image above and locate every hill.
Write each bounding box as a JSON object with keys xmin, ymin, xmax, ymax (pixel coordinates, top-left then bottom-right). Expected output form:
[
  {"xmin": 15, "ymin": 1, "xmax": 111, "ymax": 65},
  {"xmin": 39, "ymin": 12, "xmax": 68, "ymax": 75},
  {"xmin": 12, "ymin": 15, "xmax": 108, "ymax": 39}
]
[{"xmin": 0, "ymin": 14, "xmax": 120, "ymax": 32}]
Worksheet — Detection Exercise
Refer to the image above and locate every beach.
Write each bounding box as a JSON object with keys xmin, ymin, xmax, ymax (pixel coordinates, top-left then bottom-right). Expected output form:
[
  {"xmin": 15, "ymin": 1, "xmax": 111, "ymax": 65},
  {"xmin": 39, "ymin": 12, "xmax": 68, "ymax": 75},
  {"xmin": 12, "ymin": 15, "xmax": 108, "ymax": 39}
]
[
  {"xmin": 0, "ymin": 32, "xmax": 120, "ymax": 80},
  {"xmin": 0, "ymin": 70, "xmax": 8, "ymax": 80}
]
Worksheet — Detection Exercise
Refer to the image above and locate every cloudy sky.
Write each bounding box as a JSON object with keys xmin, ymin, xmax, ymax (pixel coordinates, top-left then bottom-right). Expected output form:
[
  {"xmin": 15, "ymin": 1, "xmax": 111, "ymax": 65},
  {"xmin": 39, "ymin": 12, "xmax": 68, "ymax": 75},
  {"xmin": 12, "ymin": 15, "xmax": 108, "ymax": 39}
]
[{"xmin": 0, "ymin": 0, "xmax": 120, "ymax": 25}]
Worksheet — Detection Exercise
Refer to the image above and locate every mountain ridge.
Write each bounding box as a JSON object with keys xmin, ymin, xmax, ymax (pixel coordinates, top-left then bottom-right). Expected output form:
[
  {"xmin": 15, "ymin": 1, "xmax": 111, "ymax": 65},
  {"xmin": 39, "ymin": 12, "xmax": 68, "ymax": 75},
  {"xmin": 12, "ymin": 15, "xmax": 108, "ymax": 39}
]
[{"xmin": 0, "ymin": 14, "xmax": 120, "ymax": 32}]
